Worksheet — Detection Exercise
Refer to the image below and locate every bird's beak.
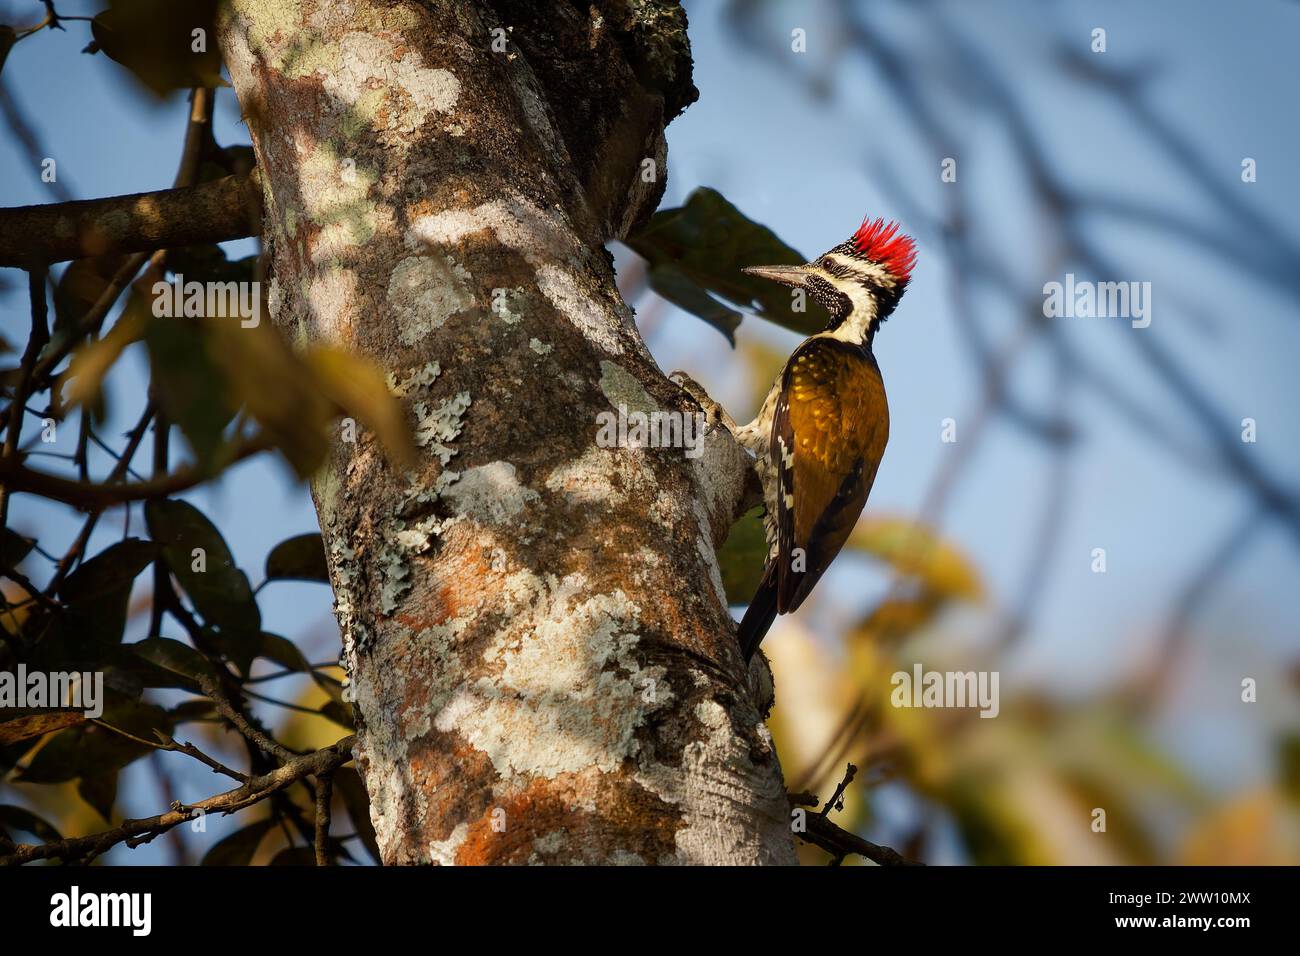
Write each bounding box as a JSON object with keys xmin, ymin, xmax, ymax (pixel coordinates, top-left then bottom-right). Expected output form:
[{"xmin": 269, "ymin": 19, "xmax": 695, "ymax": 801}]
[{"xmin": 742, "ymin": 264, "xmax": 811, "ymax": 288}]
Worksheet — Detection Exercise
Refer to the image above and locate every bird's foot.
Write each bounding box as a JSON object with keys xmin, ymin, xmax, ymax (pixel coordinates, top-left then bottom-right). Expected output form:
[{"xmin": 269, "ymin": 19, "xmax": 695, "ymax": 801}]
[{"xmin": 670, "ymin": 370, "xmax": 737, "ymax": 434}]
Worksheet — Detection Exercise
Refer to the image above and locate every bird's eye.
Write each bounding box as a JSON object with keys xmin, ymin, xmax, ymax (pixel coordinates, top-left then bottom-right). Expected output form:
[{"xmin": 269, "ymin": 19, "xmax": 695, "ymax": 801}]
[{"xmin": 820, "ymin": 258, "xmax": 834, "ymax": 269}]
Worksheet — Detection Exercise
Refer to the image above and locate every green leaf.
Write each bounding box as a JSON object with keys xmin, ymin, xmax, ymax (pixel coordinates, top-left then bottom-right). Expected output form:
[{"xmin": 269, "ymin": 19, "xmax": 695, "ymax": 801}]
[
  {"xmin": 207, "ymin": 321, "xmax": 333, "ymax": 477},
  {"xmin": 208, "ymin": 629, "xmax": 311, "ymax": 681},
  {"xmin": 270, "ymin": 846, "xmax": 318, "ymax": 865},
  {"xmin": 256, "ymin": 632, "xmax": 311, "ymax": 673},
  {"xmin": 24, "ymin": 618, "xmax": 119, "ymax": 674},
  {"xmin": 304, "ymin": 345, "xmax": 415, "ymax": 468},
  {"xmin": 625, "ymin": 187, "xmax": 829, "ymax": 339},
  {"xmin": 646, "ymin": 264, "xmax": 742, "ymax": 341},
  {"xmin": 201, "ymin": 818, "xmax": 275, "ymax": 866},
  {"xmin": 0, "ymin": 528, "xmax": 36, "ymax": 568},
  {"xmin": 144, "ymin": 315, "xmax": 235, "ymax": 470},
  {"xmin": 77, "ymin": 771, "xmax": 118, "ymax": 823},
  {"xmin": 58, "ymin": 538, "xmax": 158, "ymax": 643},
  {"xmin": 166, "ymin": 246, "xmax": 257, "ymax": 285},
  {"xmin": 16, "ymin": 696, "xmax": 172, "ymax": 784},
  {"xmin": 168, "ymin": 699, "xmax": 218, "ymax": 725},
  {"xmin": 129, "ymin": 637, "xmax": 214, "ymax": 692},
  {"xmin": 320, "ymin": 699, "xmax": 355, "ymax": 730},
  {"xmin": 207, "ymin": 627, "xmax": 262, "ymax": 679},
  {"xmin": 264, "ymin": 534, "xmax": 330, "ymax": 584},
  {"xmin": 333, "ymin": 767, "xmax": 380, "ymax": 864},
  {"xmin": 847, "ymin": 517, "xmax": 983, "ymax": 601},
  {"xmin": 53, "ymin": 254, "xmax": 130, "ymax": 338},
  {"xmin": 145, "ymin": 499, "xmax": 260, "ymax": 635},
  {"xmin": 0, "ymin": 804, "xmax": 62, "ymax": 843},
  {"xmin": 90, "ymin": 0, "xmax": 226, "ymax": 97},
  {"xmin": 63, "ymin": 304, "xmax": 146, "ymax": 412},
  {"xmin": 716, "ymin": 507, "xmax": 768, "ymax": 605}
]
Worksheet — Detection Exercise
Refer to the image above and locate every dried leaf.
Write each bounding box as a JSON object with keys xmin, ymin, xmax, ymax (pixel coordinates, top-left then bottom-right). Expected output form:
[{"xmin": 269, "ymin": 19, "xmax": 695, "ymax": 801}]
[{"xmin": 305, "ymin": 345, "xmax": 416, "ymax": 467}]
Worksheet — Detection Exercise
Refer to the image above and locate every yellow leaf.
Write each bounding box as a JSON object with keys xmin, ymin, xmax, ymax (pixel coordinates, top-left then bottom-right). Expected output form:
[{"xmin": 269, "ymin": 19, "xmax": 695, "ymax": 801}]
[
  {"xmin": 847, "ymin": 516, "xmax": 983, "ymax": 601},
  {"xmin": 1180, "ymin": 789, "xmax": 1300, "ymax": 865},
  {"xmin": 305, "ymin": 345, "xmax": 416, "ymax": 468},
  {"xmin": 207, "ymin": 321, "xmax": 332, "ymax": 476},
  {"xmin": 62, "ymin": 308, "xmax": 146, "ymax": 407},
  {"xmin": 851, "ymin": 595, "xmax": 942, "ymax": 645}
]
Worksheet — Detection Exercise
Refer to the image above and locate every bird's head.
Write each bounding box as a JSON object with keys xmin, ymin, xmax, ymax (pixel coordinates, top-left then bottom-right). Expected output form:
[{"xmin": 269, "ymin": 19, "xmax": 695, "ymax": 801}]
[{"xmin": 743, "ymin": 217, "xmax": 916, "ymax": 344}]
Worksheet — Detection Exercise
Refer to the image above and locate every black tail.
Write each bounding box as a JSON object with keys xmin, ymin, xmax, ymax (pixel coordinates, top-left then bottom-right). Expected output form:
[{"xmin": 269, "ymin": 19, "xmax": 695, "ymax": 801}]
[{"xmin": 737, "ymin": 565, "xmax": 779, "ymax": 661}]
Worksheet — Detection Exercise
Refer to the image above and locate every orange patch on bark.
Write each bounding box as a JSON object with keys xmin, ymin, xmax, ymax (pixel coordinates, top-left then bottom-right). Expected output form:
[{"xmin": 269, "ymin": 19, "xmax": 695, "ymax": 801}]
[{"xmin": 451, "ymin": 773, "xmax": 683, "ymax": 865}]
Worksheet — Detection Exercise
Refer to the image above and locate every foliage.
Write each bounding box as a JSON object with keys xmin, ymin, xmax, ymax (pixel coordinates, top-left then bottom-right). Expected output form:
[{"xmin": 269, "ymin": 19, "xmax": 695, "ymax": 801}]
[
  {"xmin": 625, "ymin": 187, "xmax": 830, "ymax": 341},
  {"xmin": 90, "ymin": 0, "xmax": 225, "ymax": 95}
]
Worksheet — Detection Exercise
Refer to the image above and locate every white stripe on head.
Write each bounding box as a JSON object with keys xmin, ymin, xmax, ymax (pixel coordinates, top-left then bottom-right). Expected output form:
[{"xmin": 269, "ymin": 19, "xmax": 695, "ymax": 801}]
[
  {"xmin": 816, "ymin": 252, "xmax": 887, "ymax": 343},
  {"xmin": 823, "ymin": 252, "xmax": 897, "ymax": 288}
]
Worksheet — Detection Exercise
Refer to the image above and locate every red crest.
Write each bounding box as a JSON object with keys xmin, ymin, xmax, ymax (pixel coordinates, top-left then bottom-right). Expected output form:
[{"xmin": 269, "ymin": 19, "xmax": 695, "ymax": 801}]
[{"xmin": 852, "ymin": 217, "xmax": 917, "ymax": 282}]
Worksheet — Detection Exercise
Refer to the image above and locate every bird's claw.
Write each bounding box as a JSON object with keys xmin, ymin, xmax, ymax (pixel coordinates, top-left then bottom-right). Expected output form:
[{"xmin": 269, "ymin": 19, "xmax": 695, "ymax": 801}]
[{"xmin": 670, "ymin": 370, "xmax": 726, "ymax": 431}]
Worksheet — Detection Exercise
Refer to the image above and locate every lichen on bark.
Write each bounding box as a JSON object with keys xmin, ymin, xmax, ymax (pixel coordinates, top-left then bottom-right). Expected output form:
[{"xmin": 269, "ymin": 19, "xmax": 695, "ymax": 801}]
[{"xmin": 217, "ymin": 0, "xmax": 795, "ymax": 865}]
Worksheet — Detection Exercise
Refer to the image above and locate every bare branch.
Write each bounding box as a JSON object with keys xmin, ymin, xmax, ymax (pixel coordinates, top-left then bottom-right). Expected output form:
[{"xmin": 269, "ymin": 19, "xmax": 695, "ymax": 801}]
[
  {"xmin": 789, "ymin": 763, "xmax": 921, "ymax": 866},
  {"xmin": 0, "ymin": 268, "xmax": 50, "ymax": 529},
  {"xmin": 0, "ymin": 170, "xmax": 262, "ymax": 267},
  {"xmin": 197, "ymin": 674, "xmax": 296, "ymax": 764},
  {"xmin": 799, "ymin": 812, "xmax": 923, "ymax": 867},
  {"xmin": 314, "ymin": 773, "xmax": 333, "ymax": 866},
  {"xmin": 0, "ymin": 434, "xmax": 273, "ymax": 511},
  {"xmin": 0, "ymin": 735, "xmax": 355, "ymax": 866},
  {"xmin": 89, "ymin": 718, "xmax": 248, "ymax": 783}
]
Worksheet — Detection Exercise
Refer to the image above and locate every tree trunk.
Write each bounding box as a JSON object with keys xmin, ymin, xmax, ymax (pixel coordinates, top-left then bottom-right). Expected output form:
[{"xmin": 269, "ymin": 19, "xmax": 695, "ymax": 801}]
[{"xmin": 216, "ymin": 0, "xmax": 795, "ymax": 865}]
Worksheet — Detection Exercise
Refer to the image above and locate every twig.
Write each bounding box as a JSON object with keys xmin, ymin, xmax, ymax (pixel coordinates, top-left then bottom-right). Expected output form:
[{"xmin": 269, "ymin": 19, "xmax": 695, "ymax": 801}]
[
  {"xmin": 799, "ymin": 812, "xmax": 923, "ymax": 867},
  {"xmin": 0, "ymin": 736, "xmax": 355, "ymax": 865},
  {"xmin": 243, "ymin": 688, "xmax": 333, "ymax": 716},
  {"xmin": 314, "ymin": 772, "xmax": 333, "ymax": 866},
  {"xmin": 0, "ymin": 434, "xmax": 273, "ymax": 511},
  {"xmin": 44, "ymin": 400, "xmax": 156, "ymax": 596},
  {"xmin": 0, "ymin": 564, "xmax": 61, "ymax": 614},
  {"xmin": 788, "ymin": 762, "xmax": 920, "ymax": 865},
  {"xmin": 0, "ymin": 268, "xmax": 50, "ymax": 530},
  {"xmin": 819, "ymin": 763, "xmax": 857, "ymax": 816},
  {"xmin": 89, "ymin": 718, "xmax": 247, "ymax": 783},
  {"xmin": 0, "ymin": 251, "xmax": 156, "ymax": 435},
  {"xmin": 198, "ymin": 674, "xmax": 296, "ymax": 764}
]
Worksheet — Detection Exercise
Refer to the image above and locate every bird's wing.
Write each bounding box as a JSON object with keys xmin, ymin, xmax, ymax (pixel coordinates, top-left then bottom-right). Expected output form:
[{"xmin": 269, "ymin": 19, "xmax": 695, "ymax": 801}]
[{"xmin": 772, "ymin": 338, "xmax": 888, "ymax": 613}]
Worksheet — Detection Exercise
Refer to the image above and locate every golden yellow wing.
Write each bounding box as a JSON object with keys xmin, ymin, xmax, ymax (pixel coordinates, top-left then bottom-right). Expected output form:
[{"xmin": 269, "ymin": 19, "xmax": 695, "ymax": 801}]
[{"xmin": 772, "ymin": 337, "xmax": 888, "ymax": 612}]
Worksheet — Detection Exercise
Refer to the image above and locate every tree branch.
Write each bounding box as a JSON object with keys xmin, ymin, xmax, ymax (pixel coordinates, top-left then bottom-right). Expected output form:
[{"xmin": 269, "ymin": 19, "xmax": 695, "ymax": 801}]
[
  {"xmin": 314, "ymin": 772, "xmax": 333, "ymax": 866},
  {"xmin": 790, "ymin": 764, "xmax": 922, "ymax": 866},
  {"xmin": 197, "ymin": 673, "xmax": 296, "ymax": 764},
  {"xmin": 0, "ymin": 268, "xmax": 49, "ymax": 528},
  {"xmin": 0, "ymin": 735, "xmax": 355, "ymax": 865},
  {"xmin": 0, "ymin": 170, "xmax": 262, "ymax": 267},
  {"xmin": 799, "ymin": 811, "xmax": 923, "ymax": 867},
  {"xmin": 0, "ymin": 434, "xmax": 272, "ymax": 511}
]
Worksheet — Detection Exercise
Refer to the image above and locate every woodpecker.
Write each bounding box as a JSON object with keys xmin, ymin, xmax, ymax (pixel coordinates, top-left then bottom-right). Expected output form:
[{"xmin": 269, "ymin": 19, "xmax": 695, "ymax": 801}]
[{"xmin": 733, "ymin": 217, "xmax": 916, "ymax": 661}]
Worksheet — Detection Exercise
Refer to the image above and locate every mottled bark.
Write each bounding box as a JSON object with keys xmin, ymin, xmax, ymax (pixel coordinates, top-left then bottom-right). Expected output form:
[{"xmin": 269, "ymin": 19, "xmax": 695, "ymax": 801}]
[{"xmin": 217, "ymin": 0, "xmax": 795, "ymax": 865}]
